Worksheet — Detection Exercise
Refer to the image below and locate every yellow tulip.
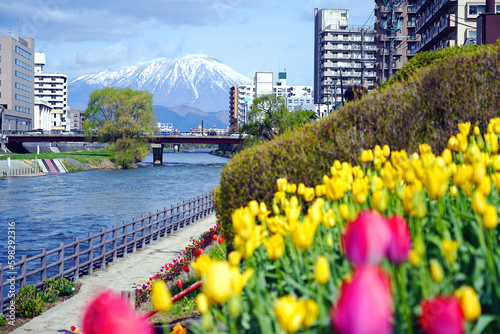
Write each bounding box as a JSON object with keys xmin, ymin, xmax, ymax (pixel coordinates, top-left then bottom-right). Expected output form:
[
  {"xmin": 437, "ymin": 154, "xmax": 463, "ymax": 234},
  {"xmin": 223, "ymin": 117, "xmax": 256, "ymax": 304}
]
[
  {"xmin": 303, "ymin": 187, "xmax": 316, "ymax": 202},
  {"xmin": 360, "ymin": 149, "xmax": 374, "ymax": 162},
  {"xmin": 491, "ymin": 173, "xmax": 500, "ymax": 191},
  {"xmin": 266, "ymin": 216, "xmax": 288, "ymax": 236},
  {"xmin": 485, "ymin": 133, "xmax": 499, "ymax": 153},
  {"xmin": 297, "ymin": 183, "xmax": 306, "ymax": 195},
  {"xmin": 333, "ymin": 160, "xmax": 342, "ymax": 170},
  {"xmin": 382, "ymin": 144, "xmax": 391, "ymax": 158},
  {"xmin": 248, "ymin": 200, "xmax": 259, "ymax": 216},
  {"xmin": 459, "ymin": 122, "xmax": 471, "ymax": 136},
  {"xmin": 286, "ymin": 205, "xmax": 301, "ymax": 231},
  {"xmin": 232, "ymin": 206, "xmax": 255, "ymax": 240},
  {"xmin": 442, "ymin": 239, "xmax": 459, "ymax": 265},
  {"xmin": 301, "ymin": 299, "xmax": 319, "ymax": 328},
  {"xmin": 230, "ymin": 267, "xmax": 254, "ymax": 295},
  {"xmin": 277, "ymin": 178, "xmax": 288, "ymax": 192},
  {"xmin": 275, "ymin": 191, "xmax": 286, "ymax": 204},
  {"xmin": 483, "ymin": 204, "xmax": 498, "ymax": 229},
  {"xmin": 478, "ymin": 177, "xmax": 492, "ymax": 196},
  {"xmin": 455, "ymin": 286, "xmax": 482, "ymax": 321},
  {"xmin": 265, "ymin": 233, "xmax": 285, "ymax": 260},
  {"xmin": 423, "ymin": 164, "xmax": 451, "ymax": 200},
  {"xmin": 325, "ymin": 233, "xmax": 335, "ymax": 247},
  {"xmin": 195, "ymin": 292, "xmax": 209, "ymax": 314},
  {"xmin": 307, "ymin": 198, "xmax": 324, "ymax": 226},
  {"xmin": 315, "ymin": 184, "xmax": 326, "ymax": 197},
  {"xmin": 339, "ymin": 203, "xmax": 350, "ymax": 221},
  {"xmin": 322, "ymin": 208, "xmax": 336, "ymax": 228},
  {"xmin": 352, "ymin": 177, "xmax": 369, "ymax": 205},
  {"xmin": 473, "ymin": 161, "xmax": 486, "ymax": 185},
  {"xmin": 274, "ymin": 295, "xmax": 306, "ymax": 334},
  {"xmin": 408, "ymin": 249, "xmax": 421, "ymax": 266},
  {"xmin": 203, "ymin": 261, "xmax": 232, "ymax": 305},
  {"xmin": 449, "ymin": 136, "xmax": 459, "ymax": 151},
  {"xmin": 450, "ymin": 185, "xmax": 458, "ymax": 197},
  {"xmin": 314, "ymin": 256, "xmax": 331, "ymax": 285},
  {"xmin": 291, "ymin": 216, "xmax": 317, "ymax": 251},
  {"xmin": 473, "ymin": 126, "xmax": 480, "ymax": 136},
  {"xmin": 325, "ymin": 177, "xmax": 345, "ymax": 201},
  {"xmin": 441, "ymin": 148, "xmax": 453, "ymax": 165},
  {"xmin": 472, "ymin": 191, "xmax": 487, "ymax": 215},
  {"xmin": 430, "ymin": 259, "xmax": 444, "ymax": 283},
  {"xmin": 151, "ymin": 280, "xmax": 172, "ymax": 312},
  {"xmin": 228, "ymin": 250, "xmax": 242, "ymax": 267},
  {"xmin": 192, "ymin": 254, "xmax": 212, "ymax": 276}
]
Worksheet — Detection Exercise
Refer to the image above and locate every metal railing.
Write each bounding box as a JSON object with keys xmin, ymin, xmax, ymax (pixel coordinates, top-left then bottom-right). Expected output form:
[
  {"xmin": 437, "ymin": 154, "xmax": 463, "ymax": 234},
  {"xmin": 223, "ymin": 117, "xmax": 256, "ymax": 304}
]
[
  {"xmin": 2, "ymin": 168, "xmax": 42, "ymax": 177},
  {"xmin": 1, "ymin": 192, "xmax": 213, "ymax": 313}
]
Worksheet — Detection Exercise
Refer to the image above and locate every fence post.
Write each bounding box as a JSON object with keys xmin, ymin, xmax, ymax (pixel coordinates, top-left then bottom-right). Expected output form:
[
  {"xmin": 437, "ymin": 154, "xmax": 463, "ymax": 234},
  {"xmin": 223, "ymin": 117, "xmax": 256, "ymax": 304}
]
[
  {"xmin": 58, "ymin": 243, "xmax": 64, "ymax": 277},
  {"xmin": 132, "ymin": 220, "xmax": 137, "ymax": 253},
  {"xmin": 0, "ymin": 263, "xmax": 4, "ymax": 314},
  {"xmin": 122, "ymin": 223, "xmax": 128, "ymax": 259},
  {"xmin": 41, "ymin": 249, "xmax": 47, "ymax": 282},
  {"xmin": 100, "ymin": 228, "xmax": 106, "ymax": 271},
  {"xmin": 112, "ymin": 226, "xmax": 117, "ymax": 263},
  {"xmin": 20, "ymin": 255, "xmax": 27, "ymax": 288},
  {"xmin": 88, "ymin": 233, "xmax": 94, "ymax": 276},
  {"xmin": 149, "ymin": 215, "xmax": 154, "ymax": 245},
  {"xmin": 74, "ymin": 237, "xmax": 80, "ymax": 283},
  {"xmin": 140, "ymin": 217, "xmax": 146, "ymax": 249}
]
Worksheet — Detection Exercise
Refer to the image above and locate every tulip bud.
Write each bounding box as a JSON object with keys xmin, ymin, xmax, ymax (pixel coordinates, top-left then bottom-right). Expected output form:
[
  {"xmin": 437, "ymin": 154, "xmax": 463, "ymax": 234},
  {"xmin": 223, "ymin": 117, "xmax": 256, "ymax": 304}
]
[
  {"xmin": 408, "ymin": 249, "xmax": 421, "ymax": 266},
  {"xmin": 430, "ymin": 259, "xmax": 444, "ymax": 283},
  {"xmin": 472, "ymin": 191, "xmax": 487, "ymax": 215},
  {"xmin": 152, "ymin": 280, "xmax": 172, "ymax": 312},
  {"xmin": 455, "ymin": 286, "xmax": 481, "ymax": 321},
  {"xmin": 314, "ymin": 256, "xmax": 331, "ymax": 285},
  {"xmin": 482, "ymin": 204, "xmax": 498, "ymax": 229}
]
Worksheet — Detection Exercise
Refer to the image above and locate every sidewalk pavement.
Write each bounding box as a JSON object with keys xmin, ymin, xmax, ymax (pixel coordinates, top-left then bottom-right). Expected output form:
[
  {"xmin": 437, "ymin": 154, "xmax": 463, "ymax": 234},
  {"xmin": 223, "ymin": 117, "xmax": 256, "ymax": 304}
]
[{"xmin": 11, "ymin": 213, "xmax": 218, "ymax": 334}]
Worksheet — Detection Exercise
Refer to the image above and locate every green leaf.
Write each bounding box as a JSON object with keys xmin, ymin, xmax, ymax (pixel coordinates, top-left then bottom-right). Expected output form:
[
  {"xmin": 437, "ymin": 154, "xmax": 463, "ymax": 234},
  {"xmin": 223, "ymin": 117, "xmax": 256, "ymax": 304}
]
[{"xmin": 471, "ymin": 314, "xmax": 496, "ymax": 334}]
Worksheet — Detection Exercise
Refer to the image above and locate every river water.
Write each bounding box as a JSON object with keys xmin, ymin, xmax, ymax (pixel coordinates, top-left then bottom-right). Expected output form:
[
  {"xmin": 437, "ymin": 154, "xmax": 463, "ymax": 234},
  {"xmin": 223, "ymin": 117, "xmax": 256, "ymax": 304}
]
[{"xmin": 0, "ymin": 149, "xmax": 227, "ymax": 270}]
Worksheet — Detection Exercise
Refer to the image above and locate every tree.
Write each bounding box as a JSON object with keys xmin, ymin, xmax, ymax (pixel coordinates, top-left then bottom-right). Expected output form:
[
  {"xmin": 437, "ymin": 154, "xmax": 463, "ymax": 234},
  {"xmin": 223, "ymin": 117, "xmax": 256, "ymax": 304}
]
[
  {"xmin": 83, "ymin": 87, "xmax": 157, "ymax": 168},
  {"xmin": 241, "ymin": 94, "xmax": 317, "ymax": 147}
]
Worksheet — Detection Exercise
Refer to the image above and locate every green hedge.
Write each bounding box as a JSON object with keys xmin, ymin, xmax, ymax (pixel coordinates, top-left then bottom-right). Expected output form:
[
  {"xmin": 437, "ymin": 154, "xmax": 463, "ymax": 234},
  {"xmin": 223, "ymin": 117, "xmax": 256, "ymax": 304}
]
[{"xmin": 216, "ymin": 42, "xmax": 500, "ymax": 243}]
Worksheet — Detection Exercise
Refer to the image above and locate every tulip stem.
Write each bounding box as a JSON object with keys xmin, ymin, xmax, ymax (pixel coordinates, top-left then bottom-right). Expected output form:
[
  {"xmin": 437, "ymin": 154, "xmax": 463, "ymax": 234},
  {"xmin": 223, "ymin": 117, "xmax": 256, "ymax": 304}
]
[
  {"xmin": 275, "ymin": 259, "xmax": 284, "ymax": 295},
  {"xmin": 398, "ymin": 265, "xmax": 414, "ymax": 334},
  {"xmin": 476, "ymin": 215, "xmax": 500, "ymax": 306}
]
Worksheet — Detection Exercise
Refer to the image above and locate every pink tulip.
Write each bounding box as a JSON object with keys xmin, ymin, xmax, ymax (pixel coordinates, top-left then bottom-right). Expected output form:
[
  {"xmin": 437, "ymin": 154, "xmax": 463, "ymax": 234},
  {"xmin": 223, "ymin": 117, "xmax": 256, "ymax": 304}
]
[
  {"xmin": 83, "ymin": 290, "xmax": 154, "ymax": 334},
  {"xmin": 331, "ymin": 266, "xmax": 393, "ymax": 334},
  {"xmin": 419, "ymin": 296, "xmax": 465, "ymax": 334},
  {"xmin": 342, "ymin": 211, "xmax": 391, "ymax": 266},
  {"xmin": 386, "ymin": 215, "xmax": 412, "ymax": 264}
]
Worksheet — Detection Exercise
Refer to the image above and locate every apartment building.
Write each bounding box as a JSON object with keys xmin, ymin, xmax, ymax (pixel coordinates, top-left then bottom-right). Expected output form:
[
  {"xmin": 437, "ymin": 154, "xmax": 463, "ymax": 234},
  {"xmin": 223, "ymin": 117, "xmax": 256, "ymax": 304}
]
[
  {"xmin": 0, "ymin": 36, "xmax": 35, "ymax": 133},
  {"xmin": 34, "ymin": 52, "xmax": 69, "ymax": 132},
  {"xmin": 412, "ymin": 0, "xmax": 500, "ymax": 52},
  {"xmin": 67, "ymin": 109, "xmax": 83, "ymax": 131},
  {"xmin": 314, "ymin": 9, "xmax": 377, "ymax": 111},
  {"xmin": 374, "ymin": 1, "xmax": 420, "ymax": 83}
]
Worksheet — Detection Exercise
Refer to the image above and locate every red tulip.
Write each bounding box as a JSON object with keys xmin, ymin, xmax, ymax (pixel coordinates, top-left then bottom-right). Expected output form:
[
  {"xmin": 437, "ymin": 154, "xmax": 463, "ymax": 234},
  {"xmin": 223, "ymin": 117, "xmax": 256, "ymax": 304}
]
[
  {"xmin": 342, "ymin": 211, "xmax": 391, "ymax": 266},
  {"xmin": 177, "ymin": 279, "xmax": 183, "ymax": 288},
  {"xmin": 419, "ymin": 296, "xmax": 465, "ymax": 334},
  {"xmin": 386, "ymin": 215, "xmax": 412, "ymax": 264},
  {"xmin": 331, "ymin": 266, "xmax": 393, "ymax": 334},
  {"xmin": 195, "ymin": 248, "xmax": 203, "ymax": 257},
  {"xmin": 83, "ymin": 290, "xmax": 154, "ymax": 334},
  {"xmin": 219, "ymin": 237, "xmax": 225, "ymax": 244},
  {"xmin": 183, "ymin": 264, "xmax": 190, "ymax": 273},
  {"xmin": 212, "ymin": 234, "xmax": 218, "ymax": 240}
]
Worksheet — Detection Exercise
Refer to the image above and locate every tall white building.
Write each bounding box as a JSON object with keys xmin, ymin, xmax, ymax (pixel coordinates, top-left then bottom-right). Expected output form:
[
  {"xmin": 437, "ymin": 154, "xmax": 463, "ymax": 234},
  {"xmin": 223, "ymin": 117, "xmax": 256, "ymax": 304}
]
[
  {"xmin": 314, "ymin": 9, "xmax": 377, "ymax": 111},
  {"xmin": 34, "ymin": 52, "xmax": 69, "ymax": 132}
]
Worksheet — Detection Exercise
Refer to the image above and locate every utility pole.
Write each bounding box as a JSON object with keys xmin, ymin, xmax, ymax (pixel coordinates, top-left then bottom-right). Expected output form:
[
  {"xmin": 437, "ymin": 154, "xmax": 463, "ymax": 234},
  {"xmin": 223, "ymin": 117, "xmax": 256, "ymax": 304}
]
[
  {"xmin": 388, "ymin": 6, "xmax": 395, "ymax": 78},
  {"xmin": 382, "ymin": 39, "xmax": 386, "ymax": 82},
  {"xmin": 361, "ymin": 29, "xmax": 365, "ymax": 84}
]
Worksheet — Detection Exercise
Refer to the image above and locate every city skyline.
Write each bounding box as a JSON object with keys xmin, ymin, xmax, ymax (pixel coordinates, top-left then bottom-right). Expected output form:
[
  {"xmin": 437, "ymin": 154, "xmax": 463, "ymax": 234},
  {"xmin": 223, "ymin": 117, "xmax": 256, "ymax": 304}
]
[{"xmin": 0, "ymin": 0, "xmax": 375, "ymax": 86}]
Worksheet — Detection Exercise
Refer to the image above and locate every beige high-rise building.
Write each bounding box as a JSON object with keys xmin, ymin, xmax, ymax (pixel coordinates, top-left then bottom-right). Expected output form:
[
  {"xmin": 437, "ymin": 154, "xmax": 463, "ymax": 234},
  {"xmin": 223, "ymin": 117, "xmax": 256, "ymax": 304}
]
[
  {"xmin": 0, "ymin": 36, "xmax": 35, "ymax": 133},
  {"xmin": 375, "ymin": 1, "xmax": 420, "ymax": 83},
  {"xmin": 412, "ymin": 0, "xmax": 500, "ymax": 52}
]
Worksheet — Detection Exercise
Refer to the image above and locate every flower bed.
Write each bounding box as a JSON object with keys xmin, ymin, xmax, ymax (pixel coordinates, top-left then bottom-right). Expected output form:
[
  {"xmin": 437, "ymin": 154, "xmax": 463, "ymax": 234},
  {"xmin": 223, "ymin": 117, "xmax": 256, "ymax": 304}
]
[{"xmin": 187, "ymin": 118, "xmax": 500, "ymax": 333}]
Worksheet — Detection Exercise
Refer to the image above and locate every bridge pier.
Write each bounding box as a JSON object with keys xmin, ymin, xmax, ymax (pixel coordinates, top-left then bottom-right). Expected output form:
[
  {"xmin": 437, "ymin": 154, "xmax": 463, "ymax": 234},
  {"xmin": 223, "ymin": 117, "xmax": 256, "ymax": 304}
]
[
  {"xmin": 151, "ymin": 143, "xmax": 164, "ymax": 165},
  {"xmin": 173, "ymin": 144, "xmax": 180, "ymax": 153}
]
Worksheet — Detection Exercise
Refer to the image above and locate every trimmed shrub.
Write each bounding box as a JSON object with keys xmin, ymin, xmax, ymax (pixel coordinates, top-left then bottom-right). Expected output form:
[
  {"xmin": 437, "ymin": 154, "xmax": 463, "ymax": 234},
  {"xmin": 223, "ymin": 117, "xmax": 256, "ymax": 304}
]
[{"xmin": 217, "ymin": 43, "xmax": 500, "ymax": 243}]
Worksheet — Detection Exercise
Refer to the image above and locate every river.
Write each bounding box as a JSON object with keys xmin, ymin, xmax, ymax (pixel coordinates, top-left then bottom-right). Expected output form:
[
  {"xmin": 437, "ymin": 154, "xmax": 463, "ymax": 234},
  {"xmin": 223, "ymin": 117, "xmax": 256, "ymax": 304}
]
[{"xmin": 0, "ymin": 149, "xmax": 227, "ymax": 269}]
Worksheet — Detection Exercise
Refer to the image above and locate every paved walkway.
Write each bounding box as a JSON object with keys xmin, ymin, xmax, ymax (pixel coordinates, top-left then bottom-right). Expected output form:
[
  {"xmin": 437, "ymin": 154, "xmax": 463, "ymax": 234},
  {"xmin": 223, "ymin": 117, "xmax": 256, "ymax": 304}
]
[
  {"xmin": 11, "ymin": 214, "xmax": 218, "ymax": 334},
  {"xmin": 0, "ymin": 159, "xmax": 42, "ymax": 177}
]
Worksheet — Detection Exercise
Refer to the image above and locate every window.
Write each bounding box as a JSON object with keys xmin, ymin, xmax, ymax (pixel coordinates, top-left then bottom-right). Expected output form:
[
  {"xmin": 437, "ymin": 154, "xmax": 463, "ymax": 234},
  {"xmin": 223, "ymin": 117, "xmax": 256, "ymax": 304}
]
[
  {"xmin": 15, "ymin": 106, "xmax": 31, "ymax": 114},
  {"xmin": 15, "ymin": 46, "xmax": 32, "ymax": 60},
  {"xmin": 15, "ymin": 59, "xmax": 32, "ymax": 71},
  {"xmin": 15, "ymin": 82, "xmax": 32, "ymax": 93},
  {"xmin": 341, "ymin": 12, "xmax": 347, "ymax": 18},
  {"xmin": 15, "ymin": 94, "xmax": 32, "ymax": 103},
  {"xmin": 15, "ymin": 70, "xmax": 32, "ymax": 82}
]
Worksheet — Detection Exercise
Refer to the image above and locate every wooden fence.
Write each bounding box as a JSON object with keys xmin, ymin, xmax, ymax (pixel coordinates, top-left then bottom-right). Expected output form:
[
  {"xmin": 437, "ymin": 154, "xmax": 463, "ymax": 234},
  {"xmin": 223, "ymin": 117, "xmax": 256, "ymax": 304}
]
[{"xmin": 1, "ymin": 192, "xmax": 213, "ymax": 313}]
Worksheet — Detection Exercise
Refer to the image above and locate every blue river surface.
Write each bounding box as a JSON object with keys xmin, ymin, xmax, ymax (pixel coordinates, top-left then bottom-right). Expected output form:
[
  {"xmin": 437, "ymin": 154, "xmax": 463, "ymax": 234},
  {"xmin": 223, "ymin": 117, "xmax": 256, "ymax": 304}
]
[{"xmin": 0, "ymin": 149, "xmax": 227, "ymax": 269}]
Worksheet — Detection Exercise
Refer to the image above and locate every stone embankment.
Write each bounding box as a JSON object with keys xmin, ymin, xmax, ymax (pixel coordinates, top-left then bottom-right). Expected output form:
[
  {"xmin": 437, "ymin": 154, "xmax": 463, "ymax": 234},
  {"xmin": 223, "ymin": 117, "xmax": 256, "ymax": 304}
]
[{"xmin": 210, "ymin": 143, "xmax": 242, "ymax": 158}]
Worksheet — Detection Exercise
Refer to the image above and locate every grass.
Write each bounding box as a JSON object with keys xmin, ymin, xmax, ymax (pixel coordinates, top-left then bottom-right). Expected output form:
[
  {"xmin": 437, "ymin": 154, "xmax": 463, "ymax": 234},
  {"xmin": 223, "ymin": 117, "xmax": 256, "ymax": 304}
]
[{"xmin": 0, "ymin": 149, "xmax": 110, "ymax": 160}]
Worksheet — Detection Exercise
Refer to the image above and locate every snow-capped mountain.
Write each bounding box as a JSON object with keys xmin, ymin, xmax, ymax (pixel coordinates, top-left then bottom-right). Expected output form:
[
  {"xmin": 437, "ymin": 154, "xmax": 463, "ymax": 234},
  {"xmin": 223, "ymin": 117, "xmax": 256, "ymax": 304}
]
[{"xmin": 68, "ymin": 54, "xmax": 252, "ymax": 112}]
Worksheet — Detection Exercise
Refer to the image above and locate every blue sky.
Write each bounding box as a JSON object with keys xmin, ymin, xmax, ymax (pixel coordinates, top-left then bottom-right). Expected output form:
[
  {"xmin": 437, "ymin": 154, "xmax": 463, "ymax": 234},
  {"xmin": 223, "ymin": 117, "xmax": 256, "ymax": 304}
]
[{"xmin": 0, "ymin": 0, "xmax": 375, "ymax": 86}]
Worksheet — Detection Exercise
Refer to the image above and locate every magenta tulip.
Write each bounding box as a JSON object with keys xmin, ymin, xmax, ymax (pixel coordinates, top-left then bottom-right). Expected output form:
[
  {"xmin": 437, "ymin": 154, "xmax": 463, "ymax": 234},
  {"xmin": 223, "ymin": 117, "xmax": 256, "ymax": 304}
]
[
  {"xmin": 386, "ymin": 215, "xmax": 412, "ymax": 264},
  {"xmin": 419, "ymin": 296, "xmax": 465, "ymax": 334},
  {"xmin": 83, "ymin": 290, "xmax": 154, "ymax": 334},
  {"xmin": 331, "ymin": 266, "xmax": 393, "ymax": 334},
  {"xmin": 342, "ymin": 211, "xmax": 391, "ymax": 266}
]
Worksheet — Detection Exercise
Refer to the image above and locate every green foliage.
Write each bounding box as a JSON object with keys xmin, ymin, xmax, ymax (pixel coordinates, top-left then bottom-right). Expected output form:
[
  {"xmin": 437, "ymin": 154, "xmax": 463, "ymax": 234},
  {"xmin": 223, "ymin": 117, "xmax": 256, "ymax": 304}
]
[
  {"xmin": 0, "ymin": 314, "xmax": 7, "ymax": 327},
  {"xmin": 216, "ymin": 43, "xmax": 500, "ymax": 245},
  {"xmin": 13, "ymin": 285, "xmax": 45, "ymax": 318},
  {"xmin": 83, "ymin": 87, "xmax": 157, "ymax": 168},
  {"xmin": 241, "ymin": 95, "xmax": 315, "ymax": 148},
  {"xmin": 43, "ymin": 277, "xmax": 76, "ymax": 298}
]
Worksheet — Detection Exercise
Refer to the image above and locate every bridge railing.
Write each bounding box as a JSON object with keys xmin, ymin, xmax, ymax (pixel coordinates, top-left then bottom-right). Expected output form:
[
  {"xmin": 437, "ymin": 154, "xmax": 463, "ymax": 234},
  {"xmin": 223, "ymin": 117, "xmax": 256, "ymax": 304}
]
[{"xmin": 0, "ymin": 192, "xmax": 213, "ymax": 313}]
